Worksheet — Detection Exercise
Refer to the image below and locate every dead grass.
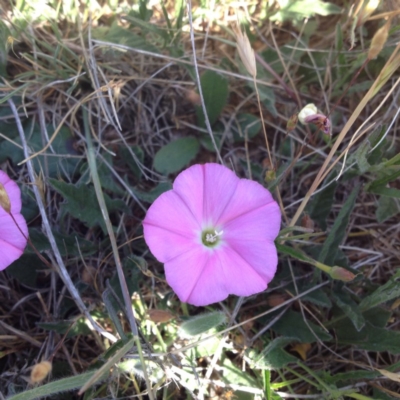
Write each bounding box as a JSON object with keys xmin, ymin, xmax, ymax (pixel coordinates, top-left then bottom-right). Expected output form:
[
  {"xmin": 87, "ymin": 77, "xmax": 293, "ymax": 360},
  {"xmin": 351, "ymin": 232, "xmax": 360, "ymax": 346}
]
[{"xmin": 0, "ymin": 0, "xmax": 400, "ymax": 399}]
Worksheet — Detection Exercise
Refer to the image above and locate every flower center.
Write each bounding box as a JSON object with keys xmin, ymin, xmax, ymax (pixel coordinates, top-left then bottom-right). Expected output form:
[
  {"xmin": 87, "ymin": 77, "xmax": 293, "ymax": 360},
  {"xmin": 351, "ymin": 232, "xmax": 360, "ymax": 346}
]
[{"xmin": 201, "ymin": 229, "xmax": 223, "ymax": 248}]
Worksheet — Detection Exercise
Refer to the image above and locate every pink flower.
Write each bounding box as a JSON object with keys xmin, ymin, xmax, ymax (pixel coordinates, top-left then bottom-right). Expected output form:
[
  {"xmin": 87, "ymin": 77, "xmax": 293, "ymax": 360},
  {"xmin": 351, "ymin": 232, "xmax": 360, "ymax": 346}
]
[
  {"xmin": 143, "ymin": 163, "xmax": 281, "ymax": 306},
  {"xmin": 0, "ymin": 171, "xmax": 28, "ymax": 270}
]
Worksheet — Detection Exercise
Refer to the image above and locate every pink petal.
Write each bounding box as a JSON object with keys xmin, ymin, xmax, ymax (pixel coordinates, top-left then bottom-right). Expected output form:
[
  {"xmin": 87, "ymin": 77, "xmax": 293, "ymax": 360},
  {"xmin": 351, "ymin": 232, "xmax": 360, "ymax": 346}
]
[
  {"xmin": 172, "ymin": 164, "xmax": 205, "ymax": 224},
  {"xmin": 143, "ymin": 224, "xmax": 199, "ymax": 263},
  {"xmin": 164, "ymin": 247, "xmax": 214, "ymax": 304},
  {"xmin": 224, "ymin": 239, "xmax": 278, "ymax": 283},
  {"xmin": 143, "ymin": 190, "xmax": 201, "ymax": 262},
  {"xmin": 0, "ymin": 239, "xmax": 24, "ymax": 271},
  {"xmin": 0, "ymin": 171, "xmax": 22, "ymax": 214},
  {"xmin": 0, "ymin": 213, "xmax": 28, "ymax": 271},
  {"xmin": 223, "ymin": 201, "xmax": 281, "ymax": 242},
  {"xmin": 217, "ymin": 178, "xmax": 279, "ymax": 227},
  {"xmin": 143, "ymin": 190, "xmax": 200, "ymax": 233},
  {"xmin": 173, "ymin": 164, "xmax": 240, "ymax": 226},
  {"xmin": 165, "ymin": 244, "xmax": 268, "ymax": 306}
]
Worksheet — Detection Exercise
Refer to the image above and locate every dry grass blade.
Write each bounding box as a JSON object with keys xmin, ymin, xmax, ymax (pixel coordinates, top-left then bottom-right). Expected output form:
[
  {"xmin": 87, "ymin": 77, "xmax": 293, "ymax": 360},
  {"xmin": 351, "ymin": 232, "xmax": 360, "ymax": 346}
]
[
  {"xmin": 1, "ymin": 1, "xmax": 400, "ymax": 398},
  {"xmin": 78, "ymin": 337, "xmax": 135, "ymax": 395},
  {"xmin": 289, "ymin": 42, "xmax": 400, "ymax": 227},
  {"xmin": 8, "ymin": 98, "xmax": 117, "ymax": 343}
]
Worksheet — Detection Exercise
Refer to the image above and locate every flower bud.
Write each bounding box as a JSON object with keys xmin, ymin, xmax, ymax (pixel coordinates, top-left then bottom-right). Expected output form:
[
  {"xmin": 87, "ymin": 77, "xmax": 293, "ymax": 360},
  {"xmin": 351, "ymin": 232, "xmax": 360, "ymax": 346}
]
[
  {"xmin": 264, "ymin": 169, "xmax": 276, "ymax": 183},
  {"xmin": 298, "ymin": 103, "xmax": 318, "ymax": 125},
  {"xmin": 298, "ymin": 104, "xmax": 331, "ymax": 135},
  {"xmin": 330, "ymin": 266, "xmax": 356, "ymax": 282}
]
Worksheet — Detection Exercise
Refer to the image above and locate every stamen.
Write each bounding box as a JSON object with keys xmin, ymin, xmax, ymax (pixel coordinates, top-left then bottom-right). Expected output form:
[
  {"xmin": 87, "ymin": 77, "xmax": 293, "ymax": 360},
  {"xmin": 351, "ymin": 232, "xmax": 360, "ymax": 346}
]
[{"xmin": 205, "ymin": 230, "xmax": 223, "ymax": 243}]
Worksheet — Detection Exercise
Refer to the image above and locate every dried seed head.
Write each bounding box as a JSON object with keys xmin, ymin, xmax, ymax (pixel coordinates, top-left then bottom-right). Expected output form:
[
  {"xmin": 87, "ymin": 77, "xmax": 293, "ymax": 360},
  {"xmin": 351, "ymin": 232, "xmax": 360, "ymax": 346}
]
[
  {"xmin": 301, "ymin": 214, "xmax": 315, "ymax": 231},
  {"xmin": 371, "ymin": 53, "xmax": 400, "ymax": 97},
  {"xmin": 30, "ymin": 360, "xmax": 52, "ymax": 384},
  {"xmin": 0, "ymin": 182, "xmax": 11, "ymax": 213},
  {"xmin": 234, "ymin": 25, "xmax": 257, "ymax": 78},
  {"xmin": 368, "ymin": 18, "xmax": 391, "ymax": 60},
  {"xmin": 185, "ymin": 89, "xmax": 201, "ymax": 106},
  {"xmin": 81, "ymin": 265, "xmax": 97, "ymax": 285},
  {"xmin": 147, "ymin": 309, "xmax": 175, "ymax": 324},
  {"xmin": 355, "ymin": 0, "xmax": 380, "ymax": 27}
]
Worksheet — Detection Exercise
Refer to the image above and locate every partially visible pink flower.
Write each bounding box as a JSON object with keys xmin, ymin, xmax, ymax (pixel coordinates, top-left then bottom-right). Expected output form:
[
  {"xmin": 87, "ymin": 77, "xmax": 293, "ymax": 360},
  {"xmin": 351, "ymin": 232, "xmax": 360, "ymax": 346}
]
[
  {"xmin": 143, "ymin": 163, "xmax": 281, "ymax": 306},
  {"xmin": 0, "ymin": 171, "xmax": 28, "ymax": 270}
]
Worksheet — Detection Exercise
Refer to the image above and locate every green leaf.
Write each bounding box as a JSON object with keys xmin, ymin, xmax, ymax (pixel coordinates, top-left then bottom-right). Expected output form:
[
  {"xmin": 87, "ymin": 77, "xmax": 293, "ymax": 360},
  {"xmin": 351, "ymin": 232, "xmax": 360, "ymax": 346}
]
[
  {"xmin": 119, "ymin": 145, "xmax": 144, "ymax": 179},
  {"xmin": 0, "ymin": 20, "xmax": 10, "ymax": 77},
  {"xmin": 179, "ymin": 311, "xmax": 227, "ymax": 337},
  {"xmin": 300, "ymin": 285, "xmax": 332, "ymax": 308},
  {"xmin": 307, "ymin": 177, "xmax": 337, "ymax": 230},
  {"xmin": 360, "ymin": 270, "xmax": 400, "ymax": 311},
  {"xmin": 272, "ymin": 310, "xmax": 332, "ymax": 343},
  {"xmin": 269, "ymin": 0, "xmax": 341, "ymax": 23},
  {"xmin": 38, "ymin": 318, "xmax": 91, "ymax": 338},
  {"xmin": 368, "ymin": 185, "xmax": 400, "ymax": 198},
  {"xmin": 195, "ymin": 335, "xmax": 221, "ymax": 358},
  {"xmin": 49, "ymin": 179, "xmax": 129, "ymax": 232},
  {"xmin": 222, "ymin": 357, "xmax": 259, "ymax": 388},
  {"xmin": 249, "ymin": 337, "xmax": 297, "ymax": 370},
  {"xmin": 0, "ymin": 121, "xmax": 79, "ymax": 178},
  {"xmin": 153, "ymin": 137, "xmax": 199, "ymax": 175},
  {"xmin": 366, "ymin": 166, "xmax": 400, "ymax": 194},
  {"xmin": 21, "ymin": 186, "xmax": 39, "ymax": 222},
  {"xmin": 132, "ymin": 182, "xmax": 172, "ymax": 203},
  {"xmin": 319, "ymin": 185, "xmax": 360, "ymax": 264},
  {"xmin": 102, "ymin": 288, "xmax": 127, "ymax": 341},
  {"xmin": 92, "ymin": 22, "xmax": 159, "ymax": 53},
  {"xmin": 326, "ymin": 370, "xmax": 379, "ymax": 385},
  {"xmin": 232, "ymin": 113, "xmax": 261, "ymax": 142},
  {"xmin": 108, "ymin": 257, "xmax": 142, "ymax": 313},
  {"xmin": 28, "ymin": 228, "xmax": 96, "ymax": 257},
  {"xmin": 376, "ymin": 196, "xmax": 400, "ymax": 222},
  {"xmin": 195, "ymin": 70, "xmax": 229, "ymax": 127},
  {"xmin": 96, "ymin": 153, "xmax": 124, "ymax": 195},
  {"xmin": 7, "ymin": 371, "xmax": 106, "ymax": 400},
  {"xmin": 6, "ymin": 254, "xmax": 41, "ymax": 287},
  {"xmin": 373, "ymin": 387, "xmax": 398, "ymax": 400},
  {"xmin": 367, "ymin": 127, "xmax": 388, "ymax": 165},
  {"xmin": 333, "ymin": 290, "xmax": 365, "ymax": 331},
  {"xmin": 363, "ymin": 307, "xmax": 391, "ymax": 328},
  {"xmin": 334, "ymin": 321, "xmax": 400, "ymax": 354},
  {"xmin": 199, "ymin": 132, "xmax": 222, "ymax": 152},
  {"xmin": 355, "ymin": 140, "xmax": 371, "ymax": 173}
]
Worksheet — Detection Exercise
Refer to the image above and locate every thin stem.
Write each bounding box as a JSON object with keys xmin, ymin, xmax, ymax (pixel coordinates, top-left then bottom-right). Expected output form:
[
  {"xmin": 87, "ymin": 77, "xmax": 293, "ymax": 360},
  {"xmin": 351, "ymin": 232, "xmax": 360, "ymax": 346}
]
[
  {"xmin": 8, "ymin": 98, "xmax": 117, "ymax": 344},
  {"xmin": 83, "ymin": 108, "xmax": 154, "ymax": 400},
  {"xmin": 186, "ymin": 0, "xmax": 224, "ymax": 165}
]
